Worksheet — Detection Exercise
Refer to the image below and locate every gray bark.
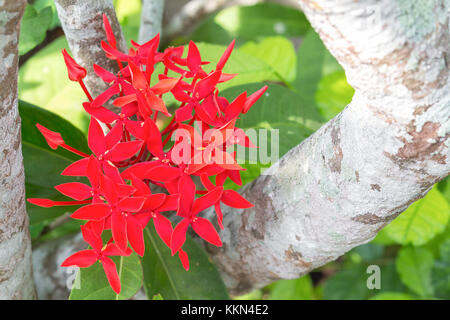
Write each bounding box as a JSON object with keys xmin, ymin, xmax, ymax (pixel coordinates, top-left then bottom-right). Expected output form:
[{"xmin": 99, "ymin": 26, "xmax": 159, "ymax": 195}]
[
  {"xmin": 54, "ymin": 0, "xmax": 127, "ymax": 104},
  {"xmin": 139, "ymin": 0, "xmax": 165, "ymax": 43},
  {"xmin": 0, "ymin": 0, "xmax": 36, "ymax": 299}
]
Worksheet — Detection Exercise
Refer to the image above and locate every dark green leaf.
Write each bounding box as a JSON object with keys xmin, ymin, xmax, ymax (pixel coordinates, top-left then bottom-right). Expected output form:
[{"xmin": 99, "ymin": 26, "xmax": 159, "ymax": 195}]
[
  {"xmin": 323, "ymin": 265, "xmax": 371, "ymax": 300},
  {"xmin": 141, "ymin": 225, "xmax": 229, "ymax": 300},
  {"xmin": 352, "ymin": 243, "xmax": 385, "ymax": 261},
  {"xmin": 431, "ymin": 239, "xmax": 450, "ymax": 298},
  {"xmin": 19, "ymin": 100, "xmax": 89, "ymax": 228}
]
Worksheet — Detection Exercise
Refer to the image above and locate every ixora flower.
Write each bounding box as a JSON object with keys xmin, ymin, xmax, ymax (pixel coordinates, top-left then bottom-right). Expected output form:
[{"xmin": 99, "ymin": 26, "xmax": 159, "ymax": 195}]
[{"xmin": 28, "ymin": 14, "xmax": 267, "ymax": 294}]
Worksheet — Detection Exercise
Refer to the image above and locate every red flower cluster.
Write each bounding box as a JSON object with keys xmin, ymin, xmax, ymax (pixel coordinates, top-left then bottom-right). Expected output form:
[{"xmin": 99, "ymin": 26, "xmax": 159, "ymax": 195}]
[{"xmin": 28, "ymin": 14, "xmax": 267, "ymax": 294}]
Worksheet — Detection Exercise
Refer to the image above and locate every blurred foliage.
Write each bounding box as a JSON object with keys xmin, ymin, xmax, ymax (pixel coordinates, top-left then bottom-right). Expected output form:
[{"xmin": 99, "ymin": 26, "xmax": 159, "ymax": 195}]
[{"xmin": 18, "ymin": 2, "xmax": 449, "ymax": 300}]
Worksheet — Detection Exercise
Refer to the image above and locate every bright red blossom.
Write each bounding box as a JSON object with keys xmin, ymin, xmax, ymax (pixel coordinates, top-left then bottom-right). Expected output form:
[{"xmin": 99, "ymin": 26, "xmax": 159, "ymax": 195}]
[{"xmin": 28, "ymin": 14, "xmax": 267, "ymax": 294}]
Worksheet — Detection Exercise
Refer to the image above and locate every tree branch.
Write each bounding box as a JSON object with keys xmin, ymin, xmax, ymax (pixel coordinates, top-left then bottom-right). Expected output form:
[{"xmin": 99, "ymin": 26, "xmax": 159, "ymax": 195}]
[
  {"xmin": 54, "ymin": 0, "xmax": 127, "ymax": 104},
  {"xmin": 139, "ymin": 0, "xmax": 165, "ymax": 43},
  {"xmin": 0, "ymin": 0, "xmax": 36, "ymax": 299},
  {"xmin": 203, "ymin": 0, "xmax": 450, "ymax": 294}
]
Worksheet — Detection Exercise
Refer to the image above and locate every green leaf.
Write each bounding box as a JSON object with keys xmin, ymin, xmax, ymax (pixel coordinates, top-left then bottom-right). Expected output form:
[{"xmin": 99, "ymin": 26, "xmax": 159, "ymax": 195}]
[
  {"xmin": 141, "ymin": 225, "xmax": 229, "ymax": 300},
  {"xmin": 221, "ymin": 83, "xmax": 323, "ymax": 186},
  {"xmin": 267, "ymin": 275, "xmax": 314, "ymax": 300},
  {"xmin": 396, "ymin": 247, "xmax": 434, "ymax": 297},
  {"xmin": 369, "ymin": 292, "xmax": 415, "ymax": 300},
  {"xmin": 315, "ymin": 71, "xmax": 354, "ymax": 120},
  {"xmin": 69, "ymin": 254, "xmax": 143, "ymax": 300},
  {"xmin": 293, "ymin": 30, "xmax": 353, "ymax": 120},
  {"xmin": 19, "ymin": 4, "xmax": 53, "ymax": 55},
  {"xmin": 351, "ymin": 243, "xmax": 384, "ymax": 261},
  {"xmin": 191, "ymin": 3, "xmax": 310, "ymax": 45},
  {"xmin": 32, "ymin": 0, "xmax": 60, "ymax": 29},
  {"xmin": 19, "ymin": 37, "xmax": 89, "ymax": 133},
  {"xmin": 240, "ymin": 36, "xmax": 297, "ymax": 83},
  {"xmin": 382, "ymin": 186, "xmax": 450, "ymax": 246},
  {"xmin": 431, "ymin": 238, "xmax": 450, "ymax": 298},
  {"xmin": 196, "ymin": 43, "xmax": 277, "ymax": 89},
  {"xmin": 19, "ymin": 100, "xmax": 89, "ymax": 228},
  {"xmin": 323, "ymin": 265, "xmax": 371, "ymax": 300}
]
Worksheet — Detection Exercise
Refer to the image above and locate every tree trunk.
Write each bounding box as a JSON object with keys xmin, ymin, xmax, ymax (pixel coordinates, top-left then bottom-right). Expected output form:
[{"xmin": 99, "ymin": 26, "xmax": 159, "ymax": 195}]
[
  {"xmin": 139, "ymin": 0, "xmax": 165, "ymax": 43},
  {"xmin": 54, "ymin": 0, "xmax": 127, "ymax": 105},
  {"xmin": 0, "ymin": 0, "xmax": 36, "ymax": 299},
  {"xmin": 204, "ymin": 0, "xmax": 450, "ymax": 295}
]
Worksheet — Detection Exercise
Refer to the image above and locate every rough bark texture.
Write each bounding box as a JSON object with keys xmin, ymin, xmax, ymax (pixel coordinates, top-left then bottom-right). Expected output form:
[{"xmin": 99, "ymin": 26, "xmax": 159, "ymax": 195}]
[
  {"xmin": 202, "ymin": 0, "xmax": 450, "ymax": 295},
  {"xmin": 139, "ymin": 0, "xmax": 165, "ymax": 43},
  {"xmin": 54, "ymin": 0, "xmax": 127, "ymax": 105},
  {"xmin": 0, "ymin": 0, "xmax": 36, "ymax": 299}
]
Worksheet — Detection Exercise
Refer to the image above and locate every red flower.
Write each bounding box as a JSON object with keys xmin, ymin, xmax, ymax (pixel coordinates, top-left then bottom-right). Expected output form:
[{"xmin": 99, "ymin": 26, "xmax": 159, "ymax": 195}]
[
  {"xmin": 28, "ymin": 14, "xmax": 266, "ymax": 294},
  {"xmin": 61, "ymin": 225, "xmax": 131, "ymax": 294}
]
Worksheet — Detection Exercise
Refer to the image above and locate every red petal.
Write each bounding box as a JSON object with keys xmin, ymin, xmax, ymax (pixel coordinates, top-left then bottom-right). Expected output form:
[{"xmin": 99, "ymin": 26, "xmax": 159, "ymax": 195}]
[
  {"xmin": 187, "ymin": 41, "xmax": 202, "ymax": 72},
  {"xmin": 111, "ymin": 212, "xmax": 128, "ymax": 252},
  {"xmin": 170, "ymin": 219, "xmax": 189, "ymax": 255},
  {"xmin": 61, "ymin": 157, "xmax": 89, "ymax": 176},
  {"xmin": 153, "ymin": 214, "xmax": 173, "ymax": 248},
  {"xmin": 178, "ymin": 248, "xmax": 189, "ymax": 271},
  {"xmin": 126, "ymin": 216, "xmax": 145, "ymax": 256},
  {"xmin": 151, "ymin": 77, "xmax": 180, "ymax": 95},
  {"xmin": 128, "ymin": 60, "xmax": 148, "ymax": 90},
  {"xmin": 214, "ymin": 203, "xmax": 224, "ymax": 229},
  {"xmin": 118, "ymin": 197, "xmax": 146, "ymax": 212},
  {"xmin": 93, "ymin": 63, "xmax": 116, "ymax": 83},
  {"xmin": 225, "ymin": 91, "xmax": 247, "ymax": 121},
  {"xmin": 107, "ymin": 140, "xmax": 143, "ymax": 162},
  {"xmin": 191, "ymin": 217, "xmax": 222, "ymax": 247},
  {"xmin": 193, "ymin": 186, "xmax": 223, "ymax": 215},
  {"xmin": 222, "ymin": 190, "xmax": 254, "ymax": 208},
  {"xmin": 61, "ymin": 250, "xmax": 98, "ymax": 267},
  {"xmin": 71, "ymin": 203, "xmax": 111, "ymax": 221},
  {"xmin": 177, "ymin": 175, "xmax": 196, "ymax": 217},
  {"xmin": 144, "ymin": 166, "xmax": 181, "ymax": 182},
  {"xmin": 157, "ymin": 194, "xmax": 180, "ymax": 212},
  {"xmin": 101, "ymin": 256, "xmax": 121, "ymax": 294},
  {"xmin": 216, "ymin": 39, "xmax": 235, "ymax": 71},
  {"xmin": 113, "ymin": 94, "xmax": 137, "ymax": 108},
  {"xmin": 36, "ymin": 124, "xmax": 64, "ymax": 149},
  {"xmin": 142, "ymin": 193, "xmax": 166, "ymax": 211},
  {"xmin": 102, "ymin": 13, "xmax": 116, "ymax": 48},
  {"xmin": 88, "ymin": 117, "xmax": 106, "ymax": 156},
  {"xmin": 105, "ymin": 123, "xmax": 124, "ymax": 150},
  {"xmin": 55, "ymin": 182, "xmax": 92, "ymax": 200},
  {"xmin": 102, "ymin": 242, "xmax": 131, "ymax": 256},
  {"xmin": 62, "ymin": 49, "xmax": 86, "ymax": 81},
  {"xmin": 243, "ymin": 85, "xmax": 268, "ymax": 113},
  {"xmin": 80, "ymin": 224, "xmax": 103, "ymax": 252},
  {"xmin": 121, "ymin": 161, "xmax": 159, "ymax": 179},
  {"xmin": 91, "ymin": 83, "xmax": 120, "ymax": 108},
  {"xmin": 144, "ymin": 119, "xmax": 163, "ymax": 158}
]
